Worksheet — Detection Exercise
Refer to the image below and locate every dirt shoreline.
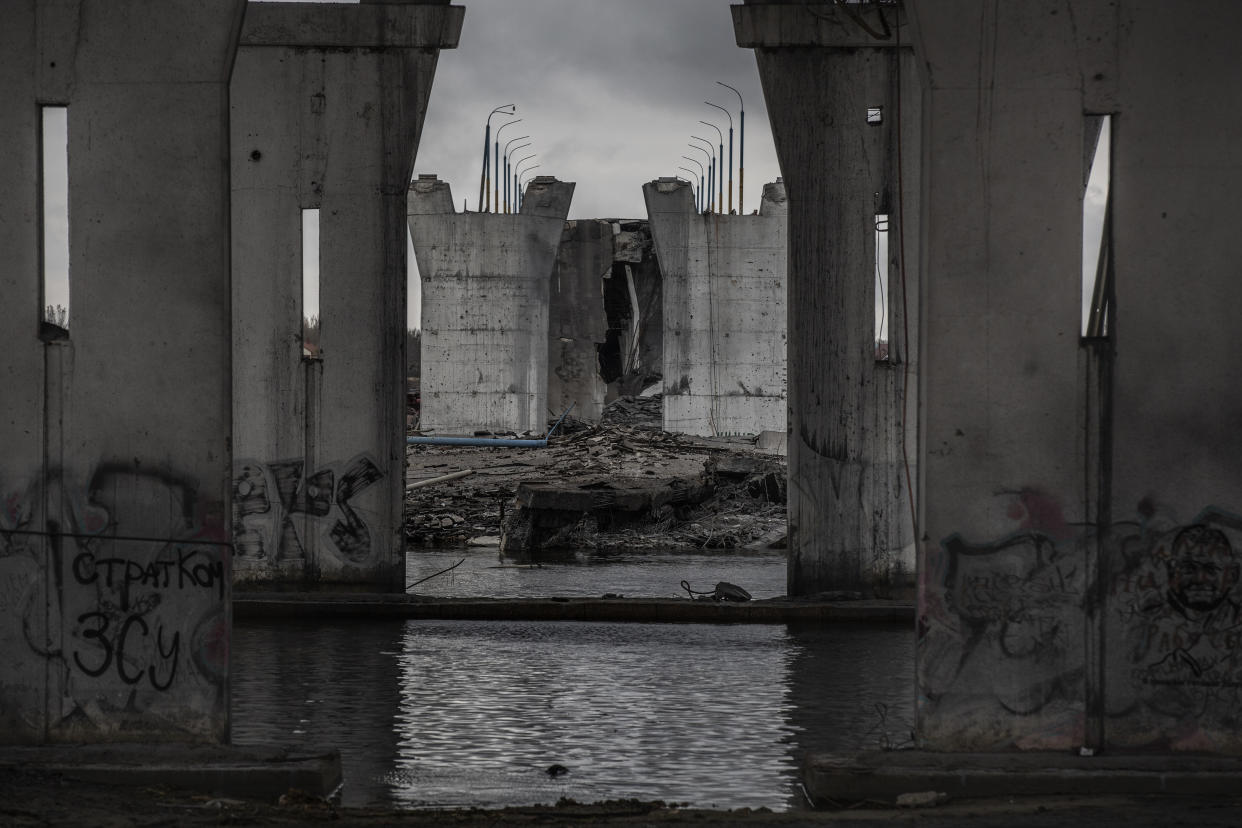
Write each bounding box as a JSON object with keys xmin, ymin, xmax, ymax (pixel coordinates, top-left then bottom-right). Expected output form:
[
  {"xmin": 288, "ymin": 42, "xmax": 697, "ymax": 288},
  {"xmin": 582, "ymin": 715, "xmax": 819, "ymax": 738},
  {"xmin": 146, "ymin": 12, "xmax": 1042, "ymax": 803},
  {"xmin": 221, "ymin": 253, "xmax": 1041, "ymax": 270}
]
[{"xmin": 8, "ymin": 767, "xmax": 1242, "ymax": 827}]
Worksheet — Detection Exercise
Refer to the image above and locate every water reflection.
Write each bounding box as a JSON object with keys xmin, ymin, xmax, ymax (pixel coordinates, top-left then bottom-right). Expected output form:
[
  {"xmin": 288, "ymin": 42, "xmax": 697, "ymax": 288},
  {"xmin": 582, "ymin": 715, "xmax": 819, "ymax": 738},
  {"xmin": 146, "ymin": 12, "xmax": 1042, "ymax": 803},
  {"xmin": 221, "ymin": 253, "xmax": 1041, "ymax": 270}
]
[
  {"xmin": 231, "ymin": 619, "xmax": 405, "ymax": 805},
  {"xmin": 406, "ymin": 547, "xmax": 788, "ymax": 599},
  {"xmin": 389, "ymin": 622, "xmax": 795, "ymax": 810},
  {"xmin": 231, "ymin": 617, "xmax": 914, "ymax": 810}
]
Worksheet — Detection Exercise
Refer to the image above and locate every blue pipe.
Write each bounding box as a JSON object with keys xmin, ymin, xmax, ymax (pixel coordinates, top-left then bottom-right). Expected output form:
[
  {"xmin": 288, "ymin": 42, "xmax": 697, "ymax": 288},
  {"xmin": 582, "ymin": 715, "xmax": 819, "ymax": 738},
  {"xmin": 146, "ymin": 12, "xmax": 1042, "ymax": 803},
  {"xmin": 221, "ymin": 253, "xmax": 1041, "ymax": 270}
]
[{"xmin": 408, "ymin": 403, "xmax": 575, "ymax": 448}]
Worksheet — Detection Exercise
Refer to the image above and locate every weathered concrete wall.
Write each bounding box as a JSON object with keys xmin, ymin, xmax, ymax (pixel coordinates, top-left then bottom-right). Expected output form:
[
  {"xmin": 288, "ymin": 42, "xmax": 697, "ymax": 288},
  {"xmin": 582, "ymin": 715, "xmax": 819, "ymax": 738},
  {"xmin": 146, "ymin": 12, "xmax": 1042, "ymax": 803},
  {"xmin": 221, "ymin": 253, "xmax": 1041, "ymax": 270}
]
[
  {"xmin": 231, "ymin": 2, "xmax": 462, "ymax": 589},
  {"xmin": 409, "ymin": 175, "xmax": 575, "ymax": 434},
  {"xmin": 735, "ymin": 2, "xmax": 920, "ymax": 598},
  {"xmin": 549, "ymin": 220, "xmax": 612, "ymax": 422},
  {"xmin": 0, "ymin": 0, "xmax": 244, "ymax": 743},
  {"xmin": 644, "ymin": 178, "xmax": 788, "ymax": 438},
  {"xmin": 907, "ymin": 0, "xmax": 1242, "ymax": 753}
]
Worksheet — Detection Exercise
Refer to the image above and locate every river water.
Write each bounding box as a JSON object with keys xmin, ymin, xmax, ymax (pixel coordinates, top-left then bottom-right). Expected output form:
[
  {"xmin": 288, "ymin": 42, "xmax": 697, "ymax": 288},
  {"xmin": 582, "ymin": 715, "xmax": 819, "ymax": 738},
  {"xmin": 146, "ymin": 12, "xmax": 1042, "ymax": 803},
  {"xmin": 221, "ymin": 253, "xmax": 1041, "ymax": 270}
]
[{"xmin": 231, "ymin": 549, "xmax": 914, "ymax": 811}]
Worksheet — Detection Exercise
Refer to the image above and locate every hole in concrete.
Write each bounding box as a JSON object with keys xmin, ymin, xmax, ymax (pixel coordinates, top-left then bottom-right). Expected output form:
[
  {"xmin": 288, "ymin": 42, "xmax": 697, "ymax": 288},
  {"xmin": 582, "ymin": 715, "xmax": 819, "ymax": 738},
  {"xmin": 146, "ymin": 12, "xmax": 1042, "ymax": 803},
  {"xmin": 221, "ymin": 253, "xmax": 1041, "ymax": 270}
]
[
  {"xmin": 874, "ymin": 213, "xmax": 890, "ymax": 360},
  {"xmin": 41, "ymin": 105, "xmax": 69, "ymax": 337},
  {"xmin": 302, "ymin": 208, "xmax": 320, "ymax": 357},
  {"xmin": 250, "ymin": 149, "xmax": 262, "ymax": 162},
  {"xmin": 867, "ymin": 106, "xmax": 883, "ymax": 124},
  {"xmin": 1082, "ymin": 114, "xmax": 1111, "ymax": 338}
]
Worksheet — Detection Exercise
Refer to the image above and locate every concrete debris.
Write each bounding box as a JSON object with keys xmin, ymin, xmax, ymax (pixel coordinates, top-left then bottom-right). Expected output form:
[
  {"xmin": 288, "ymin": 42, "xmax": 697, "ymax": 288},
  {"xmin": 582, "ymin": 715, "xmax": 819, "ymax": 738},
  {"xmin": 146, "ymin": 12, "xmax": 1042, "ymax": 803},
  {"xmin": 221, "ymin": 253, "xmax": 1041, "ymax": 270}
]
[
  {"xmin": 405, "ymin": 394, "xmax": 786, "ymax": 553},
  {"xmin": 895, "ymin": 791, "xmax": 949, "ymax": 808}
]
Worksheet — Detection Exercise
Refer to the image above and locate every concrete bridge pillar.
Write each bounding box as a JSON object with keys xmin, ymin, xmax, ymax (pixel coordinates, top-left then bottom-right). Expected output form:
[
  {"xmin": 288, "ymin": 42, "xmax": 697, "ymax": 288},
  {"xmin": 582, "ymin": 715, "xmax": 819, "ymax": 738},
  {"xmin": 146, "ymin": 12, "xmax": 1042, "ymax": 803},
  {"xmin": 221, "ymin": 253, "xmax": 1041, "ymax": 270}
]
[
  {"xmin": 230, "ymin": 2, "xmax": 462, "ymax": 589},
  {"xmin": 0, "ymin": 0, "xmax": 245, "ymax": 743},
  {"xmin": 734, "ymin": 2, "xmax": 920, "ymax": 597},
  {"xmin": 909, "ymin": 0, "xmax": 1242, "ymax": 753},
  {"xmin": 408, "ymin": 175, "xmax": 575, "ymax": 435},
  {"xmin": 643, "ymin": 177, "xmax": 788, "ymax": 439}
]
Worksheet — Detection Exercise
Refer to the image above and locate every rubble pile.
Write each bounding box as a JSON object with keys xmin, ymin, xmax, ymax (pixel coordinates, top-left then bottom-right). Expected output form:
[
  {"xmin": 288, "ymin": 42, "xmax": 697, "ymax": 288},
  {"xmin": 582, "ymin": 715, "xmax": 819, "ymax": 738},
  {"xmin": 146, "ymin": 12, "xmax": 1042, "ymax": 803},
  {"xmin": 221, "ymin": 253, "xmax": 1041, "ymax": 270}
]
[{"xmin": 405, "ymin": 396, "xmax": 786, "ymax": 552}]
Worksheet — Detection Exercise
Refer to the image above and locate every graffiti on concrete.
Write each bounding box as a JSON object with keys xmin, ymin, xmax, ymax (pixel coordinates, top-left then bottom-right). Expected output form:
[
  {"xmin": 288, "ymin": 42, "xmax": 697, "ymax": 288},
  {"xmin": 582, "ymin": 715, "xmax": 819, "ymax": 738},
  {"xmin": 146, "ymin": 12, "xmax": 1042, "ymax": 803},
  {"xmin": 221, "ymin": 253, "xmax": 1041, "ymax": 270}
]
[
  {"xmin": 931, "ymin": 529, "xmax": 1085, "ymax": 715},
  {"xmin": 922, "ymin": 488, "xmax": 1242, "ymax": 749},
  {"xmin": 0, "ymin": 465, "xmax": 227, "ymax": 739},
  {"xmin": 1107, "ymin": 506, "xmax": 1242, "ymax": 741},
  {"xmin": 232, "ymin": 454, "xmax": 383, "ymax": 566},
  {"xmin": 917, "ymin": 488, "xmax": 1087, "ymax": 748}
]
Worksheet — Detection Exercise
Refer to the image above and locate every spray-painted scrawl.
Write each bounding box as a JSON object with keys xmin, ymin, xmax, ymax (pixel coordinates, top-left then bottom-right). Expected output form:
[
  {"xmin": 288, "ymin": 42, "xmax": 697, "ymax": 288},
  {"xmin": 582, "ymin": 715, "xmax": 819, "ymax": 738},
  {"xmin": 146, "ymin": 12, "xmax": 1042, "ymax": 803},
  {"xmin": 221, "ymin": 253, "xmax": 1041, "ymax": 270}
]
[
  {"xmin": 0, "ymin": 466, "xmax": 228, "ymax": 742},
  {"xmin": 232, "ymin": 455, "xmax": 384, "ymax": 569},
  {"xmin": 1107, "ymin": 507, "xmax": 1242, "ymax": 748}
]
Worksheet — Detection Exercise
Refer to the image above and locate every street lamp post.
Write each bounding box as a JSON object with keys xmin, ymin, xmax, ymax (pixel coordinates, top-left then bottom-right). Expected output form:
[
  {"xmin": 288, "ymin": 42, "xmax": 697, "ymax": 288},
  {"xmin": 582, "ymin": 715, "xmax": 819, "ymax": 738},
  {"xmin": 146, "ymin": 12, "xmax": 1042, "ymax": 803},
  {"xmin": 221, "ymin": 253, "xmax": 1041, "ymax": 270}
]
[
  {"xmin": 705, "ymin": 101, "xmax": 733, "ymax": 214},
  {"xmin": 678, "ymin": 165, "xmax": 702, "ymax": 212},
  {"xmin": 480, "ymin": 104, "xmax": 515, "ymax": 212},
  {"xmin": 690, "ymin": 136, "xmax": 715, "ymax": 213},
  {"xmin": 718, "ymin": 81, "xmax": 744, "ymax": 214},
  {"xmin": 494, "ymin": 118, "xmax": 522, "ymax": 214},
  {"xmin": 503, "ymin": 137, "xmax": 530, "ymax": 213},
  {"xmin": 513, "ymin": 153, "xmax": 537, "ymax": 211},
  {"xmin": 681, "ymin": 155, "xmax": 705, "ymax": 212},
  {"xmin": 517, "ymin": 165, "xmax": 542, "ymax": 210},
  {"xmin": 700, "ymin": 120, "xmax": 724, "ymax": 214}
]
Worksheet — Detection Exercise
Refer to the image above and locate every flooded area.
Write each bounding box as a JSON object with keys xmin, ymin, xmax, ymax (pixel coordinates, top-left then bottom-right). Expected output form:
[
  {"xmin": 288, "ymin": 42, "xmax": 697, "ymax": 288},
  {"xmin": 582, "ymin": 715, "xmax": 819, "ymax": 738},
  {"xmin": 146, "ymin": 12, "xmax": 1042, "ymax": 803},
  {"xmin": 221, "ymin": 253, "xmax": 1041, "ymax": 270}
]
[
  {"xmin": 403, "ymin": 546, "xmax": 789, "ymax": 599},
  {"xmin": 232, "ymin": 551, "xmax": 914, "ymax": 811}
]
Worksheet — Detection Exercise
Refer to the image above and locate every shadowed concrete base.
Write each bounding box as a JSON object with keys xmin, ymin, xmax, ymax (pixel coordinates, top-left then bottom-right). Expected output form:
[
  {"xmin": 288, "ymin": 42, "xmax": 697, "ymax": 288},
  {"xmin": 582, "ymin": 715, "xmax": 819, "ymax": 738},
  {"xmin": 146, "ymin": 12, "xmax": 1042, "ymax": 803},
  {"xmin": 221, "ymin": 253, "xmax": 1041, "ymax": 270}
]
[
  {"xmin": 803, "ymin": 751, "xmax": 1242, "ymax": 807},
  {"xmin": 0, "ymin": 743, "xmax": 341, "ymax": 801}
]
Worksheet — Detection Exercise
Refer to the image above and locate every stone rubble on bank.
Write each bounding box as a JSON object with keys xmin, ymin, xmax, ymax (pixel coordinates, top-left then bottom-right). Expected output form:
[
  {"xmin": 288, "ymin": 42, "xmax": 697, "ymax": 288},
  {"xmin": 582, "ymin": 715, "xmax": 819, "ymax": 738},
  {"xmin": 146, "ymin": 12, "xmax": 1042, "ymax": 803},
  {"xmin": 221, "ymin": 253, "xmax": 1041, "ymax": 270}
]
[{"xmin": 405, "ymin": 395, "xmax": 786, "ymax": 553}]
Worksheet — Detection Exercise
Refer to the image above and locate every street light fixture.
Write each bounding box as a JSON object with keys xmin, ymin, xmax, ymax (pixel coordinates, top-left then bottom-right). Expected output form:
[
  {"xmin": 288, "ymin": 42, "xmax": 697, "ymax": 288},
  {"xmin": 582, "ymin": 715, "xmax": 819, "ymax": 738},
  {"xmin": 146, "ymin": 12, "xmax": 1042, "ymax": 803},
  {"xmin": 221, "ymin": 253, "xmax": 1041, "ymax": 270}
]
[
  {"xmin": 700, "ymin": 119, "xmax": 724, "ymax": 214},
  {"xmin": 494, "ymin": 118, "xmax": 522, "ymax": 214},
  {"xmin": 681, "ymin": 155, "xmax": 705, "ymax": 212},
  {"xmin": 705, "ymin": 101, "xmax": 733, "ymax": 214},
  {"xmin": 678, "ymin": 165, "xmax": 702, "ymax": 212},
  {"xmin": 517, "ymin": 165, "xmax": 542, "ymax": 210},
  {"xmin": 503, "ymin": 137, "xmax": 530, "ymax": 213},
  {"xmin": 718, "ymin": 81, "xmax": 744, "ymax": 213},
  {"xmin": 479, "ymin": 104, "xmax": 515, "ymax": 212},
  {"xmin": 513, "ymin": 153, "xmax": 537, "ymax": 211},
  {"xmin": 690, "ymin": 136, "xmax": 716, "ymax": 213}
]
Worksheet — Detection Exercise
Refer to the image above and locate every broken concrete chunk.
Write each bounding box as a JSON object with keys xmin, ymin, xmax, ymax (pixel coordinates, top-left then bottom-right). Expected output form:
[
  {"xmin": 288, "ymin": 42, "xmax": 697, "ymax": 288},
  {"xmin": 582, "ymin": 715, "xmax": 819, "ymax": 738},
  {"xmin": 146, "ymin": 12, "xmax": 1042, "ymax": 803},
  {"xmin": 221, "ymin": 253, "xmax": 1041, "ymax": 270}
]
[{"xmin": 895, "ymin": 791, "xmax": 949, "ymax": 808}]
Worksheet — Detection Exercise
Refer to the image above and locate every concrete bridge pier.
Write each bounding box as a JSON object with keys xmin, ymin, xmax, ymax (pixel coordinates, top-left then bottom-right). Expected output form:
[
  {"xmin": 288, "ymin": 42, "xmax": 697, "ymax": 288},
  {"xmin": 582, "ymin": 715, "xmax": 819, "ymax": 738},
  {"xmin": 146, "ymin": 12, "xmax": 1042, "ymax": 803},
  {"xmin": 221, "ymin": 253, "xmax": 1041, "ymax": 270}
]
[
  {"xmin": 408, "ymin": 175, "xmax": 576, "ymax": 435},
  {"xmin": 909, "ymin": 0, "xmax": 1242, "ymax": 754},
  {"xmin": 733, "ymin": 2, "xmax": 921, "ymax": 598},
  {"xmin": 230, "ymin": 2, "xmax": 463, "ymax": 590},
  {"xmin": 643, "ymin": 176, "xmax": 788, "ymax": 439},
  {"xmin": 0, "ymin": 0, "xmax": 246, "ymax": 743}
]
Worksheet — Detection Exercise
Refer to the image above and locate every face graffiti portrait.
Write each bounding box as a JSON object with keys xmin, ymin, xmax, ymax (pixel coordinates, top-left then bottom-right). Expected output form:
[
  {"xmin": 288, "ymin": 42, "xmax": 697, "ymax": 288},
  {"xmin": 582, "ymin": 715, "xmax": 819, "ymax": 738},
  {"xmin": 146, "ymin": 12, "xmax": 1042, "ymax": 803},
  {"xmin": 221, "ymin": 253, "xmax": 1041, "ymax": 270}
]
[{"xmin": 1165, "ymin": 525, "xmax": 1239, "ymax": 617}]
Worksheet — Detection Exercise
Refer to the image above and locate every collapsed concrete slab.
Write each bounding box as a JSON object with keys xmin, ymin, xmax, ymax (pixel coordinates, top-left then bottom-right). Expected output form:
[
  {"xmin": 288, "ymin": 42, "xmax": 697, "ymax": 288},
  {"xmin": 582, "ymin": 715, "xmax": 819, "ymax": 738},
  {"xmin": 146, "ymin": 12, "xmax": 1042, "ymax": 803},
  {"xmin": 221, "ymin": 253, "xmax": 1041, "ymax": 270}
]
[
  {"xmin": 735, "ymin": 2, "xmax": 920, "ymax": 599},
  {"xmin": 409, "ymin": 175, "xmax": 575, "ymax": 434},
  {"xmin": 0, "ymin": 0, "xmax": 245, "ymax": 743},
  {"xmin": 643, "ymin": 177, "xmax": 787, "ymax": 439},
  {"xmin": 230, "ymin": 2, "xmax": 462, "ymax": 589}
]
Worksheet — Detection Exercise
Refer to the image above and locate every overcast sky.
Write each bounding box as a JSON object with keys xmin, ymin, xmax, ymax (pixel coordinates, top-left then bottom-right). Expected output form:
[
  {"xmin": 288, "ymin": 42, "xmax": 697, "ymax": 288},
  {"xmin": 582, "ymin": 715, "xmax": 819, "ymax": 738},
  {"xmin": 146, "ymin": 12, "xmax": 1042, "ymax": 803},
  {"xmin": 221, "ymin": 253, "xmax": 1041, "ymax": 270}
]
[
  {"xmin": 403, "ymin": 0, "xmax": 781, "ymax": 328},
  {"xmin": 413, "ymin": 0, "xmax": 780, "ymax": 220}
]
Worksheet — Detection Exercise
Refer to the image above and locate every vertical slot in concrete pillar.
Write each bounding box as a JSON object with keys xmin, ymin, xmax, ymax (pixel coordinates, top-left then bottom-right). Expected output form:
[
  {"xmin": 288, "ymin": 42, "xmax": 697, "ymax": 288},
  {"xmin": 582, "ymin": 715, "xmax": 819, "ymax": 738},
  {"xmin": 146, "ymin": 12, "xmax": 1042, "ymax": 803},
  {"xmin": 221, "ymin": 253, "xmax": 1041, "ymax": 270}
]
[
  {"xmin": 644, "ymin": 175, "xmax": 788, "ymax": 439},
  {"xmin": 1082, "ymin": 115, "xmax": 1111, "ymax": 338},
  {"xmin": 231, "ymin": 2, "xmax": 463, "ymax": 589},
  {"xmin": 40, "ymin": 106, "xmax": 69, "ymax": 334},
  {"xmin": 409, "ymin": 174, "xmax": 575, "ymax": 435},
  {"xmin": 874, "ymin": 212, "xmax": 889, "ymax": 360}
]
